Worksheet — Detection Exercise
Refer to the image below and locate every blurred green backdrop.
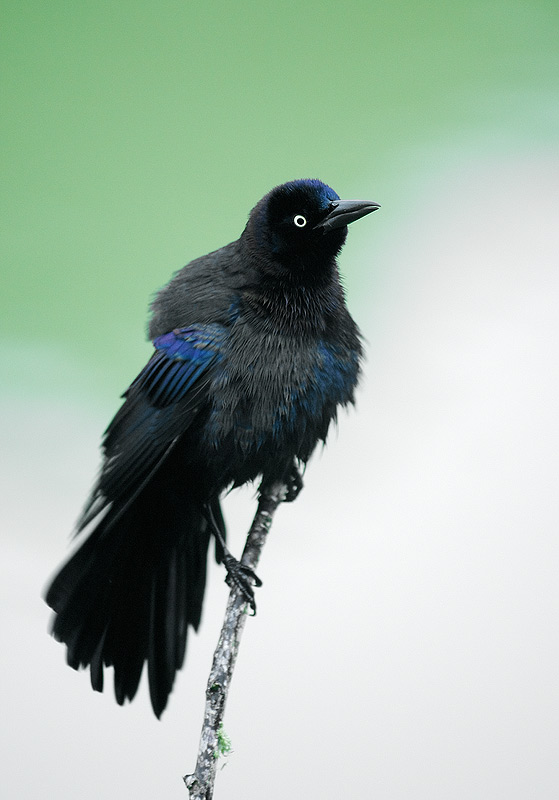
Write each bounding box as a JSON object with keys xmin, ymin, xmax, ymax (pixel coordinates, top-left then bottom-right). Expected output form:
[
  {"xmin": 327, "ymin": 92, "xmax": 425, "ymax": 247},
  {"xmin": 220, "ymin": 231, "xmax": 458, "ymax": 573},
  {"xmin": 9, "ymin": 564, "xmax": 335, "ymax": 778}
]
[{"xmin": 2, "ymin": 0, "xmax": 557, "ymax": 399}]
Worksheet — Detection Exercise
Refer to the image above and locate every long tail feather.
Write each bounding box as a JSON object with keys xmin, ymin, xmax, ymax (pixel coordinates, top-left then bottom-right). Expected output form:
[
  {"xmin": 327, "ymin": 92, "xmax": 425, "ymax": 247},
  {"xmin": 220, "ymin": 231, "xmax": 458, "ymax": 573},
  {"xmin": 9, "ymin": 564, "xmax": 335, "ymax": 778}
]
[{"xmin": 46, "ymin": 456, "xmax": 217, "ymax": 718}]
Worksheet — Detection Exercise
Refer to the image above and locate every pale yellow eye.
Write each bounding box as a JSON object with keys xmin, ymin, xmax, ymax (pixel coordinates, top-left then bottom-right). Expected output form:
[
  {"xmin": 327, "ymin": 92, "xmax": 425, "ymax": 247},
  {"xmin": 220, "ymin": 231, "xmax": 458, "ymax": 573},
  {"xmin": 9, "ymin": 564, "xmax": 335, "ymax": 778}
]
[{"xmin": 293, "ymin": 214, "xmax": 307, "ymax": 228}]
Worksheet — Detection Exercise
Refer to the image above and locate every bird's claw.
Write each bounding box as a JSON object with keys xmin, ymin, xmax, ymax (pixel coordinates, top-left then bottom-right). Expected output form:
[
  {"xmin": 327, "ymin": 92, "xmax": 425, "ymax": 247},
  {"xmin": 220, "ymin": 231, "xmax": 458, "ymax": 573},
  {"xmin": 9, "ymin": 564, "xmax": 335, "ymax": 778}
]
[
  {"xmin": 223, "ymin": 554, "xmax": 262, "ymax": 615},
  {"xmin": 284, "ymin": 464, "xmax": 304, "ymax": 503}
]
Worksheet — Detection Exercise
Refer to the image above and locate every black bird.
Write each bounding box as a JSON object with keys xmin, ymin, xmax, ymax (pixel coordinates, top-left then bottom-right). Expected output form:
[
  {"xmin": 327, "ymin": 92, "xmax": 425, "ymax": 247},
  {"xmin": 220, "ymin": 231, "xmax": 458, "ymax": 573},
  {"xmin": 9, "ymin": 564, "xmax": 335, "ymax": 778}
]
[{"xmin": 46, "ymin": 179, "xmax": 379, "ymax": 718}]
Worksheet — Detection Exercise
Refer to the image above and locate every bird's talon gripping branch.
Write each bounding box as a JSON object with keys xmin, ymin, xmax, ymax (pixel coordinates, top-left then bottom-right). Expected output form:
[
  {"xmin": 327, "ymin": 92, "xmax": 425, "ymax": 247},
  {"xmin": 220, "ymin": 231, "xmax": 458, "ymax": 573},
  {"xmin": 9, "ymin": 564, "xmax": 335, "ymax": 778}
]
[
  {"xmin": 284, "ymin": 464, "xmax": 304, "ymax": 503},
  {"xmin": 204, "ymin": 502, "xmax": 262, "ymax": 612},
  {"xmin": 223, "ymin": 555, "xmax": 262, "ymax": 614}
]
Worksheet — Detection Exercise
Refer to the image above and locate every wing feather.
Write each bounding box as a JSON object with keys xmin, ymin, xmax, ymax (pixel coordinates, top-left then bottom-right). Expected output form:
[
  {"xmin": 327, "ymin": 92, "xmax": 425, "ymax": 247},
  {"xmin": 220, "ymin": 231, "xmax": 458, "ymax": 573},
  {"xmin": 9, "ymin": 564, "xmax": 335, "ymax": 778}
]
[{"xmin": 77, "ymin": 326, "xmax": 223, "ymax": 531}]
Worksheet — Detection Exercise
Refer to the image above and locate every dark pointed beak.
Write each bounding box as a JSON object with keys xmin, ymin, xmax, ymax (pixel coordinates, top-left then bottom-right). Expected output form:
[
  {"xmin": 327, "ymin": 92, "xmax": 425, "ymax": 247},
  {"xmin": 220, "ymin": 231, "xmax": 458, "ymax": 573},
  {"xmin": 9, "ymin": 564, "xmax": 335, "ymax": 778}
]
[{"xmin": 314, "ymin": 199, "xmax": 381, "ymax": 233}]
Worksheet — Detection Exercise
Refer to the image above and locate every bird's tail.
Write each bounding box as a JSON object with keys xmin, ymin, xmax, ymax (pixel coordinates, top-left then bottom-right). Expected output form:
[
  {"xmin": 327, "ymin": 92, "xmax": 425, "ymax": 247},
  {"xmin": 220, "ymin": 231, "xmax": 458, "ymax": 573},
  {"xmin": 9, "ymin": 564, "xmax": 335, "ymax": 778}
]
[{"xmin": 45, "ymin": 467, "xmax": 224, "ymax": 718}]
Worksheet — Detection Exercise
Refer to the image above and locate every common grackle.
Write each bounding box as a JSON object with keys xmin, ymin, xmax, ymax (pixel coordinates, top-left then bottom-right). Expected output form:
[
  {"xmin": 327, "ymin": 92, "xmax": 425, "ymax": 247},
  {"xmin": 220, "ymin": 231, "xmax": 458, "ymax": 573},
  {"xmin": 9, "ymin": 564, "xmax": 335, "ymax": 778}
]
[{"xmin": 45, "ymin": 179, "xmax": 380, "ymax": 717}]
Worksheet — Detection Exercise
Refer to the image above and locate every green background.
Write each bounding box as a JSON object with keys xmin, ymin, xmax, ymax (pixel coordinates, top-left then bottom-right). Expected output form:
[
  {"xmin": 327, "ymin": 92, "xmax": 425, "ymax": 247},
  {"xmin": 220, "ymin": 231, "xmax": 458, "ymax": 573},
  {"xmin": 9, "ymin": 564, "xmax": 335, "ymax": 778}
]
[{"xmin": 2, "ymin": 0, "xmax": 557, "ymax": 394}]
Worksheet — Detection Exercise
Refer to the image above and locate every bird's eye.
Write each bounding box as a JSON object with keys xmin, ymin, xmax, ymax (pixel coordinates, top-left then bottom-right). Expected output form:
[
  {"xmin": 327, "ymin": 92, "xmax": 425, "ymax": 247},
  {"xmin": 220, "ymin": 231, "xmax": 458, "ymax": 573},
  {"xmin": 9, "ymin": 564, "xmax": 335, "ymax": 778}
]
[{"xmin": 293, "ymin": 214, "xmax": 307, "ymax": 228}]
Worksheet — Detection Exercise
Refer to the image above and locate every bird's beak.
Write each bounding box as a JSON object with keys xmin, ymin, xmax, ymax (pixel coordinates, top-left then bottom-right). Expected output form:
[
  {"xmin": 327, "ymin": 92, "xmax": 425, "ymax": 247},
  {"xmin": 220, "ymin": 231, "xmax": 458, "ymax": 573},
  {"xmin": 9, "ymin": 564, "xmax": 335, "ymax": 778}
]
[{"xmin": 314, "ymin": 199, "xmax": 381, "ymax": 234}]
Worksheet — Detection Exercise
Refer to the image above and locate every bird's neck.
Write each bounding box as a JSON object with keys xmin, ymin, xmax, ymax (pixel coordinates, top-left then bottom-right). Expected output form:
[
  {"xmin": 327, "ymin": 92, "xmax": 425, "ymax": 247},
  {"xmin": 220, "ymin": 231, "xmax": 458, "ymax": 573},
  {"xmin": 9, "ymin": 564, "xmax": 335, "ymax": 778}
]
[
  {"xmin": 236, "ymin": 227, "xmax": 346, "ymax": 335},
  {"xmin": 240, "ymin": 270, "xmax": 343, "ymax": 336}
]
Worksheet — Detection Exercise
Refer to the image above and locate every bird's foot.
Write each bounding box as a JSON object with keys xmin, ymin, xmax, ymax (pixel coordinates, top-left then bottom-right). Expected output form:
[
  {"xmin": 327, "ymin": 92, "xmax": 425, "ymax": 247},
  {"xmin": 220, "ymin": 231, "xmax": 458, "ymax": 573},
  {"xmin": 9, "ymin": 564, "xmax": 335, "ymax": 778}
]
[
  {"xmin": 203, "ymin": 501, "xmax": 262, "ymax": 613},
  {"xmin": 223, "ymin": 552, "xmax": 262, "ymax": 615},
  {"xmin": 284, "ymin": 463, "xmax": 304, "ymax": 503}
]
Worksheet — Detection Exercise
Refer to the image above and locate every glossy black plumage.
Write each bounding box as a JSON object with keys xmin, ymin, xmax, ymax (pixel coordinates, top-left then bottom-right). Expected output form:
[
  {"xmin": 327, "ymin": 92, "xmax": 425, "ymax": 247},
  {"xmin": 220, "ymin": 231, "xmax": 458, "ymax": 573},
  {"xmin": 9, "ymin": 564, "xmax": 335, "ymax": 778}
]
[{"xmin": 46, "ymin": 179, "xmax": 379, "ymax": 717}]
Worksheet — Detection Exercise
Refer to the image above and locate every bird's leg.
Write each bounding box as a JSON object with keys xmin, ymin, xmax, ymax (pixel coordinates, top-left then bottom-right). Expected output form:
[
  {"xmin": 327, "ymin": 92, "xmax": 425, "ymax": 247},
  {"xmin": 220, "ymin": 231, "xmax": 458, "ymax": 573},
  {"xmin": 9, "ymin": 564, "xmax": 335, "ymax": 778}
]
[
  {"xmin": 283, "ymin": 460, "xmax": 304, "ymax": 503},
  {"xmin": 202, "ymin": 503, "xmax": 262, "ymax": 615}
]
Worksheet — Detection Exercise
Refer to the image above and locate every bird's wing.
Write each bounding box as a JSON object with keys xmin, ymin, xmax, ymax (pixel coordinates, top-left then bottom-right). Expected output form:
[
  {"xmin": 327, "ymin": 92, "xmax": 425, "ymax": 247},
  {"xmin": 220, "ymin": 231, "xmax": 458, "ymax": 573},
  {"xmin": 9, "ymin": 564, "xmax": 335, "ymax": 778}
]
[{"xmin": 78, "ymin": 325, "xmax": 224, "ymax": 530}]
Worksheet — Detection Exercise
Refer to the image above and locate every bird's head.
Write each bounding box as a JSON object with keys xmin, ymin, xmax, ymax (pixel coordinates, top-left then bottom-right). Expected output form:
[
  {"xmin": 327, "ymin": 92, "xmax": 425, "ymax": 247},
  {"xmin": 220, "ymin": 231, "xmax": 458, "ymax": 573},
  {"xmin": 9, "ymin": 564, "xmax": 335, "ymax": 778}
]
[{"xmin": 244, "ymin": 179, "xmax": 380, "ymax": 275}]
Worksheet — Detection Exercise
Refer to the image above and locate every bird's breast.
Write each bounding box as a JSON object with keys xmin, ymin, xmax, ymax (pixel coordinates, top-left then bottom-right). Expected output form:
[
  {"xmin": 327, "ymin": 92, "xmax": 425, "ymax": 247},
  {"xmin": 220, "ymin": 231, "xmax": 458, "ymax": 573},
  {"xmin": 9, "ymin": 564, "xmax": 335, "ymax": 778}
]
[{"xmin": 201, "ymin": 325, "xmax": 359, "ymax": 480}]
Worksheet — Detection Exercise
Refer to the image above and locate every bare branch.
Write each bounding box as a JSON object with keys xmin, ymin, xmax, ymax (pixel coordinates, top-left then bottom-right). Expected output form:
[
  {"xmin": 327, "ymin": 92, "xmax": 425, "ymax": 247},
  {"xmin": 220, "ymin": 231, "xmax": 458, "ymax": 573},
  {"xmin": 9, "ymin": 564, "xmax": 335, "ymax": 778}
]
[{"xmin": 184, "ymin": 480, "xmax": 287, "ymax": 799}]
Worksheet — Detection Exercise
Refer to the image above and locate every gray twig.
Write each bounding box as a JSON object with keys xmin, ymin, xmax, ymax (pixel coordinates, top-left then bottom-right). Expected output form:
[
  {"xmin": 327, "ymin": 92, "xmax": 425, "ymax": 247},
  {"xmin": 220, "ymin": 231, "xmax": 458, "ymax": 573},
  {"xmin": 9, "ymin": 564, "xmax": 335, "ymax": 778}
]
[{"xmin": 184, "ymin": 480, "xmax": 287, "ymax": 799}]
